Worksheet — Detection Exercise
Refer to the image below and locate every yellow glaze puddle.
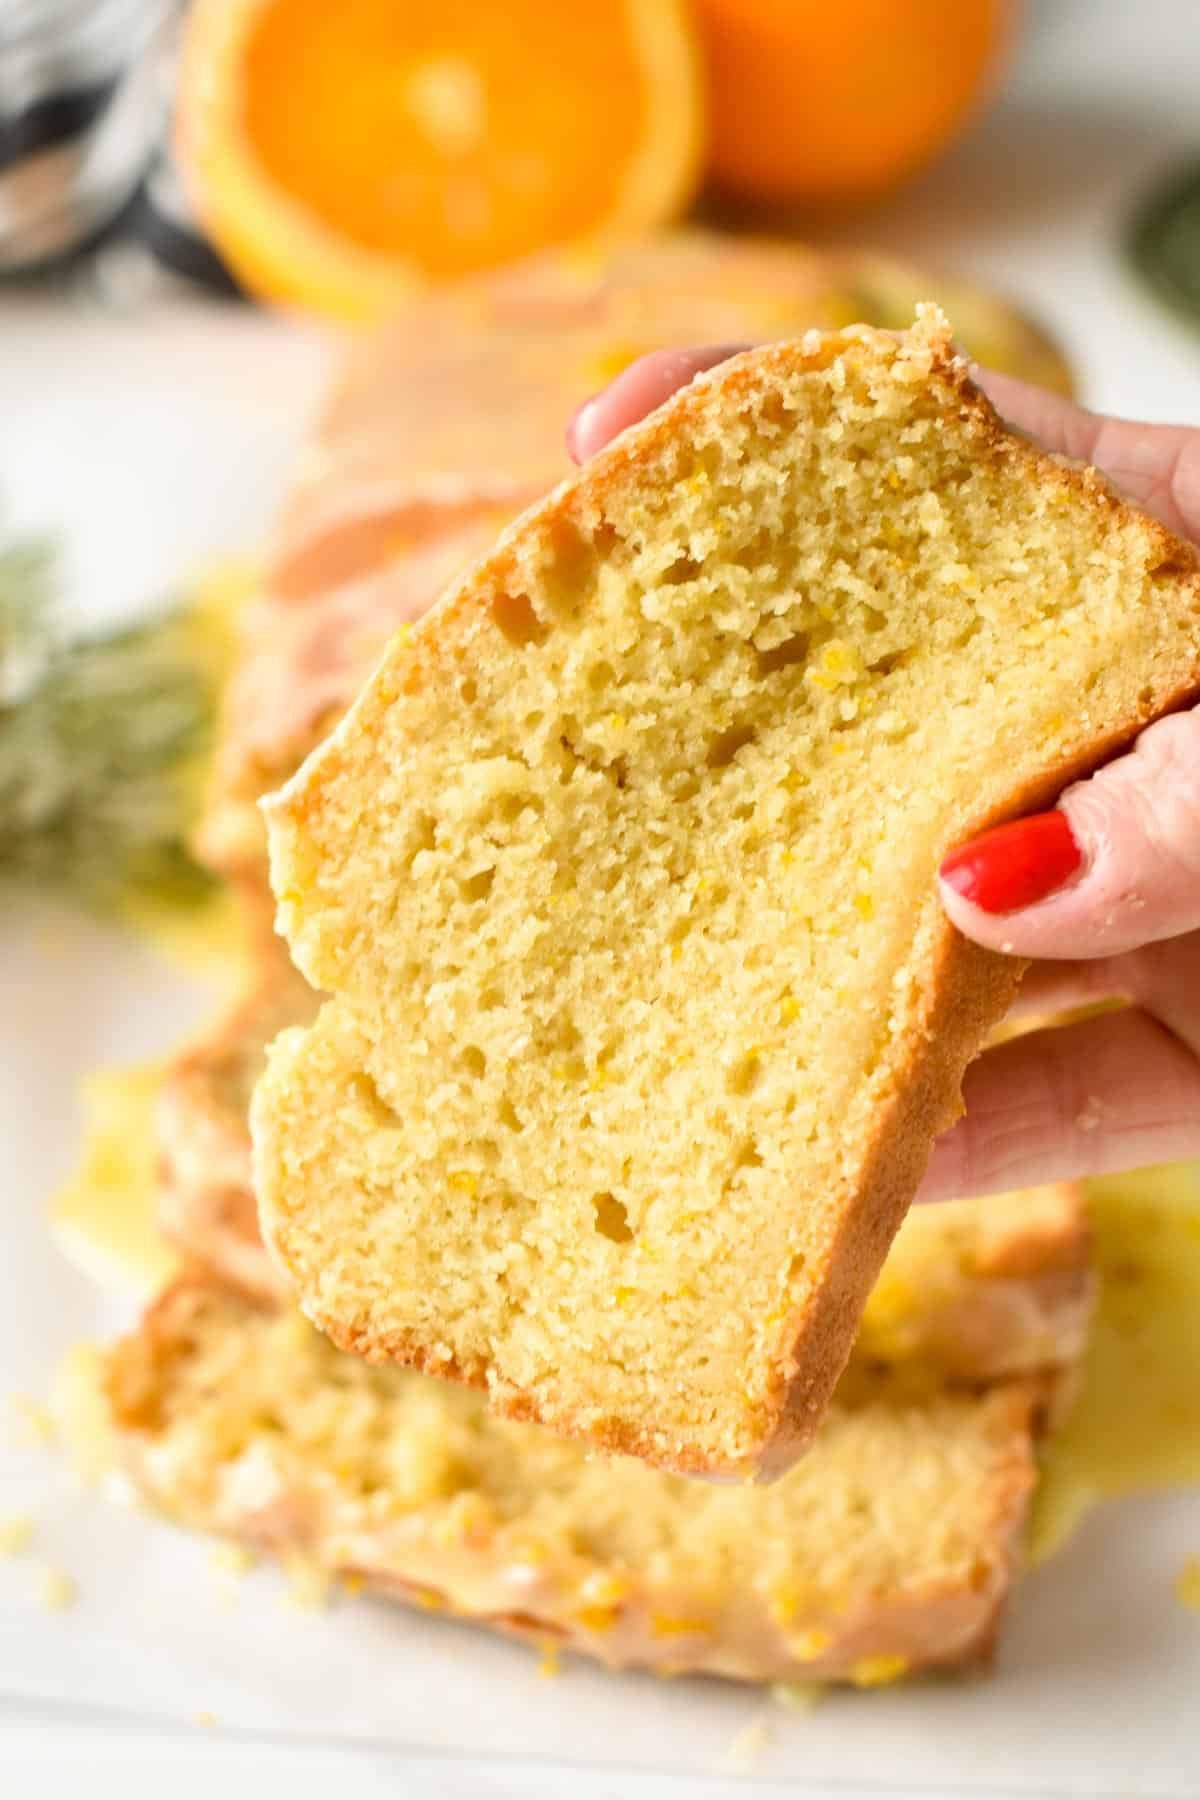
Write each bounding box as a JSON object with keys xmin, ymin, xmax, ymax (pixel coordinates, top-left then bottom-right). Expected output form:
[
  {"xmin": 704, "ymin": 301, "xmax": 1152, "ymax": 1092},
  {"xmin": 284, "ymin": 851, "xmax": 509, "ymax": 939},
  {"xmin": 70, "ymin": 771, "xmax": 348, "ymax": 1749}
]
[
  {"xmin": 1031, "ymin": 1161, "xmax": 1200, "ymax": 1562},
  {"xmin": 112, "ymin": 556, "xmax": 258, "ymax": 994},
  {"xmin": 1175, "ymin": 1556, "xmax": 1200, "ymax": 1612},
  {"xmin": 119, "ymin": 878, "xmax": 248, "ymax": 995},
  {"xmin": 52, "ymin": 1065, "xmax": 179, "ymax": 1298}
]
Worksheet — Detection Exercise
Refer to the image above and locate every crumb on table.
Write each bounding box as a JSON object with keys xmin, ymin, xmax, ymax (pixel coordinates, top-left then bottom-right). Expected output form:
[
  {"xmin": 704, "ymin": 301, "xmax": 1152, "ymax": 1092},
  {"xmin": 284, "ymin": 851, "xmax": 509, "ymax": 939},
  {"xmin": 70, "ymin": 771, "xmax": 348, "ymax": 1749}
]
[
  {"xmin": 39, "ymin": 1566, "xmax": 76, "ymax": 1610},
  {"xmin": 0, "ymin": 1516, "xmax": 34, "ymax": 1556},
  {"xmin": 1175, "ymin": 1555, "xmax": 1200, "ymax": 1612}
]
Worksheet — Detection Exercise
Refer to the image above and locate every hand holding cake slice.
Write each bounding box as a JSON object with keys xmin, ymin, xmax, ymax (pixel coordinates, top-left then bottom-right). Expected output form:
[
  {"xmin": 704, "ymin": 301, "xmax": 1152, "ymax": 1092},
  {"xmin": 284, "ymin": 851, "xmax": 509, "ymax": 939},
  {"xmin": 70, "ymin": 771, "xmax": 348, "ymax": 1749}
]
[{"xmin": 253, "ymin": 310, "xmax": 1200, "ymax": 1477}]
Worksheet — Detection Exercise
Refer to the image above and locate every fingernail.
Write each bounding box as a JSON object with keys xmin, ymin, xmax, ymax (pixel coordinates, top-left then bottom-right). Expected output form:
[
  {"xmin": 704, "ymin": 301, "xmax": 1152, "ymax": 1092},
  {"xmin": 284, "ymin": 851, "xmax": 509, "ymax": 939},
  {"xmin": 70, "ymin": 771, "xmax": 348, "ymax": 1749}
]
[
  {"xmin": 939, "ymin": 811, "xmax": 1083, "ymax": 914},
  {"xmin": 565, "ymin": 393, "xmax": 599, "ymax": 464}
]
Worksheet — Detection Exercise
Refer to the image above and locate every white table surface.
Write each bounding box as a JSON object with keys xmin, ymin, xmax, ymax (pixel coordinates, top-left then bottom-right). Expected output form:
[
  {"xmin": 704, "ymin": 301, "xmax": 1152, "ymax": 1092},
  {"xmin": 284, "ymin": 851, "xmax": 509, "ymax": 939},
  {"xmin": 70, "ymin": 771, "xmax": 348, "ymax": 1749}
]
[{"xmin": 3, "ymin": 2, "xmax": 1200, "ymax": 1794}]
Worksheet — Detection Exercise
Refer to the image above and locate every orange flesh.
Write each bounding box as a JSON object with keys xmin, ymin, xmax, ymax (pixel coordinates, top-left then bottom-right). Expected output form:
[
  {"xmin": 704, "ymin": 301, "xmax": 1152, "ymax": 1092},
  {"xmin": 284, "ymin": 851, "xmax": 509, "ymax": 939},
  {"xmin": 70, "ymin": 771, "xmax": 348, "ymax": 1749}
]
[{"xmin": 243, "ymin": 0, "xmax": 649, "ymax": 276}]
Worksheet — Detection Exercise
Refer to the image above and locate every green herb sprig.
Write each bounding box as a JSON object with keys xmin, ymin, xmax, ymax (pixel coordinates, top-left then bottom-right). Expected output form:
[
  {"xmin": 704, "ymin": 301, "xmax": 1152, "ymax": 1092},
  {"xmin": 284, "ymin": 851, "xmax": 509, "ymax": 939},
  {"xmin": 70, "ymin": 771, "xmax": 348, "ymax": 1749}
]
[
  {"xmin": 0, "ymin": 536, "xmax": 219, "ymax": 912},
  {"xmin": 1127, "ymin": 160, "xmax": 1200, "ymax": 335}
]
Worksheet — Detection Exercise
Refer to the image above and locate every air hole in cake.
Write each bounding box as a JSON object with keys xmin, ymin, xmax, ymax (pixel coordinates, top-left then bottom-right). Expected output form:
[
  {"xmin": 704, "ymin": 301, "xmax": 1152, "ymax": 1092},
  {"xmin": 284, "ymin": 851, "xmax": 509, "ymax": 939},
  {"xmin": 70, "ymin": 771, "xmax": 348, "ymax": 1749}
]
[
  {"xmin": 496, "ymin": 792, "xmax": 536, "ymax": 825},
  {"xmin": 461, "ymin": 1046, "xmax": 487, "ymax": 1078},
  {"xmin": 726, "ymin": 1053, "xmax": 762, "ymax": 1097},
  {"xmin": 706, "ymin": 723, "xmax": 756, "ymax": 768},
  {"xmin": 755, "ymin": 632, "xmax": 811, "ymax": 675},
  {"xmin": 558, "ymin": 726, "xmax": 628, "ymax": 790},
  {"xmin": 661, "ymin": 553, "xmax": 701, "ymax": 585},
  {"xmin": 733, "ymin": 527, "xmax": 777, "ymax": 572},
  {"xmin": 755, "ymin": 389, "xmax": 791, "ymax": 430},
  {"xmin": 1149, "ymin": 546, "xmax": 1195, "ymax": 579},
  {"xmin": 460, "ymin": 867, "xmax": 495, "ymax": 902},
  {"xmin": 349, "ymin": 1071, "xmax": 400, "ymax": 1128},
  {"xmin": 866, "ymin": 648, "xmax": 910, "ymax": 677},
  {"xmin": 541, "ymin": 520, "xmax": 603, "ymax": 622},
  {"xmin": 593, "ymin": 1192, "xmax": 633, "ymax": 1244},
  {"xmin": 492, "ymin": 591, "xmax": 549, "ymax": 646}
]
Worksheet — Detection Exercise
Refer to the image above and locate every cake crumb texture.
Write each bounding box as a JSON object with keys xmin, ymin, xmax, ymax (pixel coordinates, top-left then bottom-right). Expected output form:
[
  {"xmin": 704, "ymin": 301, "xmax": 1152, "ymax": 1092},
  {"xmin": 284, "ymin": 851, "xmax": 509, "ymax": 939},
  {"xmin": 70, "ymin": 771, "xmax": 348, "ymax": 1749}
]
[{"xmin": 256, "ymin": 312, "xmax": 1199, "ymax": 1476}]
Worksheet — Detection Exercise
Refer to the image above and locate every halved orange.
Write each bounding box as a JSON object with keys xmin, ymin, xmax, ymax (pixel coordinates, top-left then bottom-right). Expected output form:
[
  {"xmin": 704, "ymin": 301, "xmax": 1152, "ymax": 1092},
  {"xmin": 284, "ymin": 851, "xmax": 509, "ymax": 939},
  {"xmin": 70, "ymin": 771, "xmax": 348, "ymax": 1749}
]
[{"xmin": 178, "ymin": 0, "xmax": 703, "ymax": 321}]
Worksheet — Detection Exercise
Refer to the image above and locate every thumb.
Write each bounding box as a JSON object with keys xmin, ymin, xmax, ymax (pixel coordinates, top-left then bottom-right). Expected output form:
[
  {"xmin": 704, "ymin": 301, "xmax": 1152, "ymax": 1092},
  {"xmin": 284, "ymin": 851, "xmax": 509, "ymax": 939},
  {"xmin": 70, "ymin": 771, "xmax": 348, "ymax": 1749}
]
[
  {"xmin": 939, "ymin": 706, "xmax": 1200, "ymax": 959},
  {"xmin": 567, "ymin": 345, "xmax": 749, "ymax": 463}
]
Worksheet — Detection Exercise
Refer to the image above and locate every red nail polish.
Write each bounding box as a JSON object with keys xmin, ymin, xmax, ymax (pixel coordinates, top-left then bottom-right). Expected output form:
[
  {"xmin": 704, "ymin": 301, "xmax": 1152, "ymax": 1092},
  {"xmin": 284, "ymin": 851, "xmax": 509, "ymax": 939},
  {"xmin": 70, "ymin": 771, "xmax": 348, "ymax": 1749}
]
[{"xmin": 939, "ymin": 811, "xmax": 1083, "ymax": 914}]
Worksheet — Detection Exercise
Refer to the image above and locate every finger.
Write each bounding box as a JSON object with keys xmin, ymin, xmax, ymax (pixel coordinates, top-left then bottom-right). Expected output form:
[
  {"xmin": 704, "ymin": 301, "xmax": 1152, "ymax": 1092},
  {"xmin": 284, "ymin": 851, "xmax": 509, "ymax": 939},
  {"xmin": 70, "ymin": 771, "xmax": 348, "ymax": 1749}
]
[
  {"xmin": 970, "ymin": 369, "xmax": 1105, "ymax": 464},
  {"xmin": 1115, "ymin": 929, "xmax": 1200, "ymax": 1057},
  {"xmin": 1004, "ymin": 959, "xmax": 1128, "ymax": 1023},
  {"xmin": 973, "ymin": 367, "xmax": 1200, "ymax": 541},
  {"xmin": 916, "ymin": 1010, "xmax": 1200, "ymax": 1203},
  {"xmin": 939, "ymin": 706, "xmax": 1200, "ymax": 959},
  {"xmin": 567, "ymin": 345, "xmax": 749, "ymax": 463},
  {"xmin": 1002, "ymin": 933, "xmax": 1200, "ymax": 1055}
]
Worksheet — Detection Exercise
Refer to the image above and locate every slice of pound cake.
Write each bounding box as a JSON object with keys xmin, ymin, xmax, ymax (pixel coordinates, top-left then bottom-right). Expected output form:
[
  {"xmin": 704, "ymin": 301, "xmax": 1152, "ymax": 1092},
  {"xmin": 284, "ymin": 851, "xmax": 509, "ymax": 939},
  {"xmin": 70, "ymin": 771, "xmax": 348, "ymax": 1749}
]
[
  {"xmin": 99, "ymin": 1279, "xmax": 1044, "ymax": 1686},
  {"xmin": 255, "ymin": 310, "xmax": 1200, "ymax": 1477}
]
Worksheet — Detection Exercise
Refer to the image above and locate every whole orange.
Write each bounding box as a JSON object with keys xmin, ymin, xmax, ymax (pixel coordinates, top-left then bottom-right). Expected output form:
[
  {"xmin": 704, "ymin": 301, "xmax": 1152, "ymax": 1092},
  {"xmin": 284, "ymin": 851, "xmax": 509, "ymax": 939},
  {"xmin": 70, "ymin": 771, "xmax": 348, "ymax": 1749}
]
[{"xmin": 695, "ymin": 0, "xmax": 1012, "ymax": 206}]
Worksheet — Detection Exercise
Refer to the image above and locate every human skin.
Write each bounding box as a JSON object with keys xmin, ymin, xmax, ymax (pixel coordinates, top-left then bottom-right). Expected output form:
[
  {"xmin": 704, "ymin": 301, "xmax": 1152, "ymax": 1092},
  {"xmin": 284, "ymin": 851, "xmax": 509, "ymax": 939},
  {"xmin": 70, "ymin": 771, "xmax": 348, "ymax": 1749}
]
[{"xmin": 567, "ymin": 353, "xmax": 1200, "ymax": 1201}]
